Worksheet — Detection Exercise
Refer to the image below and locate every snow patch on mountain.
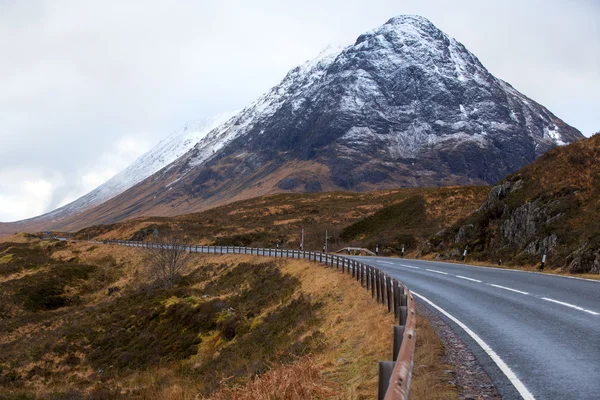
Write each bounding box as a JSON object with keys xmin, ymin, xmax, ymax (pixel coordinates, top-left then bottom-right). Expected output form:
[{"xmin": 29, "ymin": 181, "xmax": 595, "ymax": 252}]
[
  {"xmin": 176, "ymin": 44, "xmax": 348, "ymax": 169},
  {"xmin": 38, "ymin": 111, "xmax": 237, "ymax": 221}
]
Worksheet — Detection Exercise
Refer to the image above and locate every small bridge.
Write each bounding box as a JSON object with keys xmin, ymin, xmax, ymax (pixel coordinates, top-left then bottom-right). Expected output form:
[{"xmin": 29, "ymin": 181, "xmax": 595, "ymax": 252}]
[{"xmin": 335, "ymin": 247, "xmax": 376, "ymax": 256}]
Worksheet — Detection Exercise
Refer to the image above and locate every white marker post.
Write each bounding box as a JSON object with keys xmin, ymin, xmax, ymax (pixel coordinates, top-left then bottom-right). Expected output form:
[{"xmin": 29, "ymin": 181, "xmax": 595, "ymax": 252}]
[{"xmin": 540, "ymin": 251, "xmax": 547, "ymax": 271}]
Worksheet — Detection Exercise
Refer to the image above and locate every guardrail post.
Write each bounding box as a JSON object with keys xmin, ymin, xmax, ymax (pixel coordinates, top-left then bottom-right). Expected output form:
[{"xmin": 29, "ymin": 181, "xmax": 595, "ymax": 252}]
[
  {"xmin": 393, "ymin": 325, "xmax": 405, "ymax": 361},
  {"xmin": 387, "ymin": 276, "xmax": 392, "ymax": 313},
  {"xmin": 361, "ymin": 264, "xmax": 364, "ymax": 286},
  {"xmin": 399, "ymin": 305, "xmax": 408, "ymax": 325},
  {"xmin": 378, "ymin": 361, "xmax": 395, "ymax": 400},
  {"xmin": 381, "ymin": 273, "xmax": 386, "ymax": 305},
  {"xmin": 372, "ymin": 268, "xmax": 376, "ymax": 298},
  {"xmin": 376, "ymin": 270, "xmax": 381, "ymax": 302},
  {"xmin": 393, "ymin": 280, "xmax": 399, "ymax": 319}
]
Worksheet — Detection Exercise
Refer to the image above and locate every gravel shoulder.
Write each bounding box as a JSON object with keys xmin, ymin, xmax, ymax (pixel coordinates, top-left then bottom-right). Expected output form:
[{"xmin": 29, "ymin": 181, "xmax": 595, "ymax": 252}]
[{"xmin": 416, "ymin": 302, "xmax": 502, "ymax": 400}]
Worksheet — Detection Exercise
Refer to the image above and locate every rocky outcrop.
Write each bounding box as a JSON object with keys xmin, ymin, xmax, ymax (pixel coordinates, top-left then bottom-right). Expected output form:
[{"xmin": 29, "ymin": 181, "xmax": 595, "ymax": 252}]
[
  {"xmin": 566, "ymin": 246, "xmax": 600, "ymax": 274},
  {"xmin": 432, "ymin": 136, "xmax": 600, "ymax": 273}
]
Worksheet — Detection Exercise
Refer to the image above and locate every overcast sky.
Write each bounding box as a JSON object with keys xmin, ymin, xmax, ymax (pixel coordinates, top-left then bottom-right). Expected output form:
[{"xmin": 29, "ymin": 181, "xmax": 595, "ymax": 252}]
[{"xmin": 1, "ymin": 0, "xmax": 598, "ymax": 222}]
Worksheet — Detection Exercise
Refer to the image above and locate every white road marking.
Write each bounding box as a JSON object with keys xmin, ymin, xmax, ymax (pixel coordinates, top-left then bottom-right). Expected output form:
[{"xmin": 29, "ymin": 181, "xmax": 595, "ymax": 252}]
[
  {"xmin": 489, "ymin": 284, "xmax": 529, "ymax": 295},
  {"xmin": 541, "ymin": 297, "xmax": 600, "ymax": 316},
  {"xmin": 413, "ymin": 291, "xmax": 536, "ymax": 400},
  {"xmin": 399, "ymin": 264, "xmax": 420, "ymax": 270},
  {"xmin": 456, "ymin": 275, "xmax": 482, "ymax": 283},
  {"xmin": 379, "ymin": 261, "xmax": 394, "ymax": 265},
  {"xmin": 426, "ymin": 269, "xmax": 448, "ymax": 275}
]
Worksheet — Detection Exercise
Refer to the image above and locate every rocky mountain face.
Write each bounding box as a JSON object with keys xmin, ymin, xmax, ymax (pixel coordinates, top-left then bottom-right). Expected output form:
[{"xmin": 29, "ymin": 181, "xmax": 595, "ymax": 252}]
[
  {"xmin": 1, "ymin": 15, "xmax": 584, "ymax": 234},
  {"xmin": 427, "ymin": 133, "xmax": 600, "ymax": 273},
  {"xmin": 145, "ymin": 15, "xmax": 582, "ymax": 206}
]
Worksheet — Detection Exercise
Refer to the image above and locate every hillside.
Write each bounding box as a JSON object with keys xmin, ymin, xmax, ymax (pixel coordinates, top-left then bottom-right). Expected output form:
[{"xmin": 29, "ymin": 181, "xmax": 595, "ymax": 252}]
[
  {"xmin": 1, "ymin": 15, "xmax": 582, "ymax": 236},
  {"xmin": 427, "ymin": 133, "xmax": 600, "ymax": 273},
  {"xmin": 0, "ymin": 236, "xmax": 456, "ymax": 399},
  {"xmin": 74, "ymin": 186, "xmax": 490, "ymax": 255}
]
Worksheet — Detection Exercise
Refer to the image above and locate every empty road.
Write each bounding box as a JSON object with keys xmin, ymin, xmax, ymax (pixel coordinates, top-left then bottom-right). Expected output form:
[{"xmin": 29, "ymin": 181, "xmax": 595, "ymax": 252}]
[{"xmin": 351, "ymin": 256, "xmax": 600, "ymax": 400}]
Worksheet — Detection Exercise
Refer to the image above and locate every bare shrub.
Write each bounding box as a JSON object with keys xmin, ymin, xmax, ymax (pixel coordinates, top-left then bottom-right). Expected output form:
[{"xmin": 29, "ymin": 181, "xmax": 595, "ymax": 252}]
[{"xmin": 145, "ymin": 231, "xmax": 190, "ymax": 288}]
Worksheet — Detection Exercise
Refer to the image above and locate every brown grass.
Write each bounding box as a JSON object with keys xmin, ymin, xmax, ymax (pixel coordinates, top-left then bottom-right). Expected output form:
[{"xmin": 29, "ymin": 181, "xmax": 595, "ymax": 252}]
[
  {"xmin": 205, "ymin": 357, "xmax": 339, "ymax": 400},
  {"xmin": 0, "ymin": 239, "xmax": 405, "ymax": 399},
  {"xmin": 410, "ymin": 314, "xmax": 457, "ymax": 399}
]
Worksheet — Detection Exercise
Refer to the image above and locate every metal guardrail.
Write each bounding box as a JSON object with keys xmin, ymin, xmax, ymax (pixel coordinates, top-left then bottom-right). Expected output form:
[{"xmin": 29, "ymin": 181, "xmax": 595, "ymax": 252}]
[{"xmin": 103, "ymin": 240, "xmax": 416, "ymax": 399}]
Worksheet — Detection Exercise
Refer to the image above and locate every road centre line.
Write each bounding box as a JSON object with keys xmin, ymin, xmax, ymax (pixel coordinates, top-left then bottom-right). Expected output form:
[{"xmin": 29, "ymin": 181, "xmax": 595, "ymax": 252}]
[
  {"xmin": 398, "ymin": 265, "xmax": 597, "ymax": 317},
  {"xmin": 412, "ymin": 291, "xmax": 536, "ymax": 400},
  {"xmin": 488, "ymin": 284, "xmax": 529, "ymax": 295},
  {"xmin": 541, "ymin": 297, "xmax": 599, "ymax": 316},
  {"xmin": 456, "ymin": 275, "xmax": 482, "ymax": 283},
  {"xmin": 426, "ymin": 269, "xmax": 449, "ymax": 275},
  {"xmin": 398, "ymin": 264, "xmax": 420, "ymax": 269}
]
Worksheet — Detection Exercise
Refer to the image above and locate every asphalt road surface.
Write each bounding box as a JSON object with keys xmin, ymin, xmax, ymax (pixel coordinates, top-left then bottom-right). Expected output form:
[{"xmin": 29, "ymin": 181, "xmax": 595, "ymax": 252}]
[{"xmin": 351, "ymin": 256, "xmax": 600, "ymax": 400}]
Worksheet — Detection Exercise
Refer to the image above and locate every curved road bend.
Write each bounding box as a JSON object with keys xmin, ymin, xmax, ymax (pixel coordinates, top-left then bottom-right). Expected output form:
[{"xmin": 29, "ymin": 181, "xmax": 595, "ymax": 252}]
[{"xmin": 350, "ymin": 256, "xmax": 600, "ymax": 400}]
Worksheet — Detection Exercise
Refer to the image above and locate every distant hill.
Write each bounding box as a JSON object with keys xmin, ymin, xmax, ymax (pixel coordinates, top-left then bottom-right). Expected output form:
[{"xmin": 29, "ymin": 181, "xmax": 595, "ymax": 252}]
[
  {"xmin": 73, "ymin": 186, "xmax": 490, "ymax": 254},
  {"xmin": 428, "ymin": 133, "xmax": 600, "ymax": 273}
]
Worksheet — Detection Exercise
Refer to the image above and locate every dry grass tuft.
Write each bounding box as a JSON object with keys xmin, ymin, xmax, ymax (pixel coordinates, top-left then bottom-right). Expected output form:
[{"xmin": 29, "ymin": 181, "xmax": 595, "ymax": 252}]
[
  {"xmin": 410, "ymin": 314, "xmax": 457, "ymax": 399},
  {"xmin": 205, "ymin": 357, "xmax": 339, "ymax": 400}
]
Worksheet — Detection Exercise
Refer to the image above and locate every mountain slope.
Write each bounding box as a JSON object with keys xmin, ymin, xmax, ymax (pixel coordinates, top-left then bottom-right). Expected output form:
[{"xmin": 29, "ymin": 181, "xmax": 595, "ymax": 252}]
[
  {"xmin": 428, "ymin": 133, "xmax": 600, "ymax": 273},
  {"xmin": 0, "ymin": 112, "xmax": 236, "ymax": 235},
  {"xmin": 2, "ymin": 15, "xmax": 583, "ymax": 234}
]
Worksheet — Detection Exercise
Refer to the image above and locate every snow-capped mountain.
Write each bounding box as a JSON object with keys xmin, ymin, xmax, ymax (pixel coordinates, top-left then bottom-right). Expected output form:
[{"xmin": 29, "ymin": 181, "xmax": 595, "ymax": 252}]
[
  {"xmin": 1, "ymin": 15, "xmax": 583, "ymax": 234},
  {"xmin": 164, "ymin": 15, "xmax": 582, "ymax": 191}
]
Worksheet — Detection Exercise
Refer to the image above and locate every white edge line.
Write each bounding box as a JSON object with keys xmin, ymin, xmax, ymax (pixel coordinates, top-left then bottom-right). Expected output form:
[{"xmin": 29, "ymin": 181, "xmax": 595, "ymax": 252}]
[
  {"xmin": 426, "ymin": 269, "xmax": 448, "ymax": 275},
  {"xmin": 541, "ymin": 297, "xmax": 600, "ymax": 316},
  {"xmin": 413, "ymin": 291, "xmax": 536, "ymax": 400},
  {"xmin": 489, "ymin": 284, "xmax": 529, "ymax": 295},
  {"xmin": 456, "ymin": 275, "xmax": 482, "ymax": 283}
]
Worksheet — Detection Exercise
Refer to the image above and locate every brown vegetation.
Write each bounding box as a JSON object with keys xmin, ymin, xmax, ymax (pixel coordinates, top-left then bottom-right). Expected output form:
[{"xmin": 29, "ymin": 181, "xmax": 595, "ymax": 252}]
[
  {"xmin": 2, "ymin": 238, "xmax": 457, "ymax": 399},
  {"xmin": 74, "ymin": 186, "xmax": 489, "ymax": 257}
]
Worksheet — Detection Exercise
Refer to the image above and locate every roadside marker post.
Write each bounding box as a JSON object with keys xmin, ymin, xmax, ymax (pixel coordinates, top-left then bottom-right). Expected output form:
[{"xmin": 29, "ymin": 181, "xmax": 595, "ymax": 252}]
[{"xmin": 540, "ymin": 250, "xmax": 547, "ymax": 271}]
